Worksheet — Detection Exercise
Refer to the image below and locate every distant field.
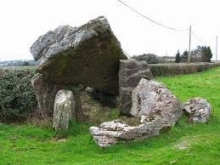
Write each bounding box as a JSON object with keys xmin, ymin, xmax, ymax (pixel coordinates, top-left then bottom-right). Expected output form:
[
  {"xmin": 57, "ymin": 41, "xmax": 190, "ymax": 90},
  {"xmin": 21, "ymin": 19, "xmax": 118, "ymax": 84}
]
[{"xmin": 0, "ymin": 67, "xmax": 220, "ymax": 164}]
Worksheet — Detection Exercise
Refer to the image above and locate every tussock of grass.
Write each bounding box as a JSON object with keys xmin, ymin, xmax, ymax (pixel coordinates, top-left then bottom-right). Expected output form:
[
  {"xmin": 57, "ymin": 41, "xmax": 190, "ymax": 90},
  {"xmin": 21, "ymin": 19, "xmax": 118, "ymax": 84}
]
[{"xmin": 1, "ymin": 67, "xmax": 220, "ymax": 164}]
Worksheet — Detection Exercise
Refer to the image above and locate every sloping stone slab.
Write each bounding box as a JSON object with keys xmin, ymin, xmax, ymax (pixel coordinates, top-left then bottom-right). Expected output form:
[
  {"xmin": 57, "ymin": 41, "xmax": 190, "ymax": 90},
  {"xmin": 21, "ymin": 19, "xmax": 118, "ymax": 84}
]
[{"xmin": 30, "ymin": 16, "xmax": 126, "ymax": 95}]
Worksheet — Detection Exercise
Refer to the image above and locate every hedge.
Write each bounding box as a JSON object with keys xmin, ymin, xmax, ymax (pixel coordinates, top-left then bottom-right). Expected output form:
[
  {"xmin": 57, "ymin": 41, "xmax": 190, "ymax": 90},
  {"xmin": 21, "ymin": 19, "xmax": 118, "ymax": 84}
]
[
  {"xmin": 1, "ymin": 62, "xmax": 220, "ymax": 122},
  {"xmin": 149, "ymin": 62, "xmax": 220, "ymax": 77},
  {"xmin": 0, "ymin": 66, "xmax": 37, "ymax": 122}
]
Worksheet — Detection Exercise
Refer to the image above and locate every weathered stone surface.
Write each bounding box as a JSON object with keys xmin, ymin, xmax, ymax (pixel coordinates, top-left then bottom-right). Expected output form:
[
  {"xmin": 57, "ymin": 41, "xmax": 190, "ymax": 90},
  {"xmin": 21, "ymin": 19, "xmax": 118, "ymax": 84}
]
[
  {"xmin": 119, "ymin": 59, "xmax": 153, "ymax": 115},
  {"xmin": 182, "ymin": 97, "xmax": 211, "ymax": 123},
  {"xmin": 53, "ymin": 90, "xmax": 75, "ymax": 131},
  {"xmin": 31, "ymin": 73, "xmax": 60, "ymax": 116},
  {"xmin": 130, "ymin": 79, "xmax": 182, "ymax": 126},
  {"xmin": 30, "ymin": 16, "xmax": 126, "ymax": 95},
  {"xmin": 90, "ymin": 117, "xmax": 165, "ymax": 147},
  {"xmin": 90, "ymin": 79, "xmax": 182, "ymax": 147}
]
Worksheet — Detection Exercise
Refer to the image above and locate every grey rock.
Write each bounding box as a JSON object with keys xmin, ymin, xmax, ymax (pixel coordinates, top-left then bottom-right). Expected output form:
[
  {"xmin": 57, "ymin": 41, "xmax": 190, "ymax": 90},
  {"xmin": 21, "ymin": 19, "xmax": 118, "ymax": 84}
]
[
  {"xmin": 119, "ymin": 59, "xmax": 153, "ymax": 115},
  {"xmin": 90, "ymin": 117, "xmax": 162, "ymax": 147},
  {"xmin": 130, "ymin": 79, "xmax": 182, "ymax": 126},
  {"xmin": 31, "ymin": 73, "xmax": 60, "ymax": 116},
  {"xmin": 182, "ymin": 97, "xmax": 211, "ymax": 123},
  {"xmin": 30, "ymin": 16, "xmax": 126, "ymax": 95},
  {"xmin": 30, "ymin": 31, "xmax": 56, "ymax": 61},
  {"xmin": 53, "ymin": 90, "xmax": 75, "ymax": 131},
  {"xmin": 90, "ymin": 79, "xmax": 182, "ymax": 147}
]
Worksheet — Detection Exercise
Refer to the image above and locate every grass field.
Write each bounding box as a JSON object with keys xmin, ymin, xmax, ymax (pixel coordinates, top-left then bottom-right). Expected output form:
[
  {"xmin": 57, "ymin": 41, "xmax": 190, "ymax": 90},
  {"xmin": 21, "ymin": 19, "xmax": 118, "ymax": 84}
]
[{"xmin": 1, "ymin": 67, "xmax": 220, "ymax": 165}]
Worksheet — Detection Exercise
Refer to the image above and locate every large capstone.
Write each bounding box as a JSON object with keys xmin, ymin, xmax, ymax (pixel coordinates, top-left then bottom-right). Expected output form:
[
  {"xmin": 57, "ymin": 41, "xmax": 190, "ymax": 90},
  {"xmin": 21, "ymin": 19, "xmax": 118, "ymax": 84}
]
[
  {"xmin": 119, "ymin": 59, "xmax": 153, "ymax": 116},
  {"xmin": 53, "ymin": 90, "xmax": 75, "ymax": 131},
  {"xmin": 182, "ymin": 97, "xmax": 211, "ymax": 123},
  {"xmin": 30, "ymin": 16, "xmax": 126, "ymax": 95}
]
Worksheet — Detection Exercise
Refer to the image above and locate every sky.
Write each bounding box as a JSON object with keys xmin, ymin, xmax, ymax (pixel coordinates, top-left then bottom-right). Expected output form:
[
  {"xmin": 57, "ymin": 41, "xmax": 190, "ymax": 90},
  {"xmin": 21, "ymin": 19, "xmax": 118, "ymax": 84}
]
[{"xmin": 0, "ymin": 0, "xmax": 219, "ymax": 61}]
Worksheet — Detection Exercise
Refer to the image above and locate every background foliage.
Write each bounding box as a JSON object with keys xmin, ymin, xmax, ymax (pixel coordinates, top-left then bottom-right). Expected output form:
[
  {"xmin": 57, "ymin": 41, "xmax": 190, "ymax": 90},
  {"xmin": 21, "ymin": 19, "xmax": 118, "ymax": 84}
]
[
  {"xmin": 149, "ymin": 62, "xmax": 220, "ymax": 77},
  {"xmin": 0, "ymin": 62, "xmax": 219, "ymax": 122},
  {"xmin": 175, "ymin": 45, "xmax": 213, "ymax": 63},
  {"xmin": 0, "ymin": 67, "xmax": 37, "ymax": 122},
  {"xmin": 132, "ymin": 53, "xmax": 160, "ymax": 64}
]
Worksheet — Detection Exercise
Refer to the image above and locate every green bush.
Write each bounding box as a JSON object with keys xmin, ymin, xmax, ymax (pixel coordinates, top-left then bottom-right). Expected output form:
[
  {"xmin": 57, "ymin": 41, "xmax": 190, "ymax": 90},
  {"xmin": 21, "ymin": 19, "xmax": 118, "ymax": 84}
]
[
  {"xmin": 0, "ymin": 67, "xmax": 37, "ymax": 122},
  {"xmin": 149, "ymin": 62, "xmax": 220, "ymax": 77},
  {"xmin": 132, "ymin": 53, "xmax": 160, "ymax": 64}
]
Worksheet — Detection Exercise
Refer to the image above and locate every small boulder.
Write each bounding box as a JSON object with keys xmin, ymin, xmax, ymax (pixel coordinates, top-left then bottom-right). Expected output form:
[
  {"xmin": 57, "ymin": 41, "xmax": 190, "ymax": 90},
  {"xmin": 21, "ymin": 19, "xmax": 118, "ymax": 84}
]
[
  {"xmin": 53, "ymin": 90, "xmax": 75, "ymax": 131},
  {"xmin": 119, "ymin": 59, "xmax": 153, "ymax": 115},
  {"xmin": 182, "ymin": 97, "xmax": 211, "ymax": 123}
]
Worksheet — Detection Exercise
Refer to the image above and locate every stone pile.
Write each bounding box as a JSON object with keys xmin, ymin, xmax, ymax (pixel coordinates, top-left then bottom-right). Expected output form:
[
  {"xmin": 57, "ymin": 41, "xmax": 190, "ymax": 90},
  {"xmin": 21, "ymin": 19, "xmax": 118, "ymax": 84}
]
[
  {"xmin": 30, "ymin": 16, "xmax": 211, "ymax": 146},
  {"xmin": 90, "ymin": 78, "xmax": 182, "ymax": 147},
  {"xmin": 30, "ymin": 16, "xmax": 126, "ymax": 130}
]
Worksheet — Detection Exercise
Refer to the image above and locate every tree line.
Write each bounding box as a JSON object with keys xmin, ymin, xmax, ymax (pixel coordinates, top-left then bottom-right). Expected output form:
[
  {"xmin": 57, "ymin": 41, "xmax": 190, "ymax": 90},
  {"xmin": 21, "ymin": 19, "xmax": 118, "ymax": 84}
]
[{"xmin": 175, "ymin": 46, "xmax": 213, "ymax": 63}]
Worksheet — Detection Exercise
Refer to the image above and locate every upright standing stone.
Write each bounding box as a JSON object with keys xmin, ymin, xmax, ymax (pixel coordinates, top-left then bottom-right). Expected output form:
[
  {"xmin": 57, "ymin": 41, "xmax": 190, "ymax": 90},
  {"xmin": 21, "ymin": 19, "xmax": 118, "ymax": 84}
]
[
  {"xmin": 53, "ymin": 90, "xmax": 75, "ymax": 131},
  {"xmin": 31, "ymin": 73, "xmax": 60, "ymax": 116},
  {"xmin": 119, "ymin": 59, "xmax": 153, "ymax": 116}
]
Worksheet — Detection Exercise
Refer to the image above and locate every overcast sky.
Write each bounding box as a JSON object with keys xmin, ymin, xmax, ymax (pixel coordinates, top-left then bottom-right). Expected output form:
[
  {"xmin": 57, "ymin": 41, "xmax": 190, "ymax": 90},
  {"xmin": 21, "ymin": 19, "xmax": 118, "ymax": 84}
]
[{"xmin": 0, "ymin": 0, "xmax": 219, "ymax": 61}]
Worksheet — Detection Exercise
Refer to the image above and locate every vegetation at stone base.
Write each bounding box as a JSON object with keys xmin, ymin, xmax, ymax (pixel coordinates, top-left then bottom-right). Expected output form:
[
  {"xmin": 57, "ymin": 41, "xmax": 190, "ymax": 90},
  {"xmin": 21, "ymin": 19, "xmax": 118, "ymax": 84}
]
[
  {"xmin": 0, "ymin": 66, "xmax": 37, "ymax": 122},
  {"xmin": 0, "ymin": 66, "xmax": 119, "ymax": 123},
  {"xmin": 1, "ymin": 67, "xmax": 220, "ymax": 164},
  {"xmin": 86, "ymin": 88, "xmax": 118, "ymax": 108},
  {"xmin": 79, "ymin": 89, "xmax": 119, "ymax": 124},
  {"xmin": 149, "ymin": 62, "xmax": 220, "ymax": 77}
]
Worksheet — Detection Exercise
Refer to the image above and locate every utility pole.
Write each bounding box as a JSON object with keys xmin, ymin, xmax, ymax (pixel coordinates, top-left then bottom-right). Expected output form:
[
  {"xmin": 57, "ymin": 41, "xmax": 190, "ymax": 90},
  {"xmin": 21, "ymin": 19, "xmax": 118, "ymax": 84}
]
[
  {"xmin": 216, "ymin": 35, "xmax": 218, "ymax": 63},
  {"xmin": 188, "ymin": 25, "xmax": 191, "ymax": 63}
]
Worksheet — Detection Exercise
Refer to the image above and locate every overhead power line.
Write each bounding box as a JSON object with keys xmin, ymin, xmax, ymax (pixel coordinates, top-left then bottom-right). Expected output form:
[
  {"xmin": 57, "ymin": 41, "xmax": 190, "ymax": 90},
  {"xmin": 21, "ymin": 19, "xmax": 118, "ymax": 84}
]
[
  {"xmin": 117, "ymin": 0, "xmax": 188, "ymax": 31},
  {"xmin": 192, "ymin": 31, "xmax": 209, "ymax": 45}
]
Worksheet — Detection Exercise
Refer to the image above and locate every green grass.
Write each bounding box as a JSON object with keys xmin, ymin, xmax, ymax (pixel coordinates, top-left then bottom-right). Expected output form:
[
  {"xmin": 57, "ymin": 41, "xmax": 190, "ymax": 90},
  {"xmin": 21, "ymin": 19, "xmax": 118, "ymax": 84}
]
[{"xmin": 1, "ymin": 67, "xmax": 220, "ymax": 164}]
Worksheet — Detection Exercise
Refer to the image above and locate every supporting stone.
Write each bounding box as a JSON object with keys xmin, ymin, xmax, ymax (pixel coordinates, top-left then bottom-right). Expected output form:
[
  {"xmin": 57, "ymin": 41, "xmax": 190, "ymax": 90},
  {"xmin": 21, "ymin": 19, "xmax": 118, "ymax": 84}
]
[
  {"xmin": 53, "ymin": 90, "xmax": 75, "ymax": 131},
  {"xmin": 119, "ymin": 59, "xmax": 153, "ymax": 116},
  {"xmin": 31, "ymin": 73, "xmax": 60, "ymax": 117}
]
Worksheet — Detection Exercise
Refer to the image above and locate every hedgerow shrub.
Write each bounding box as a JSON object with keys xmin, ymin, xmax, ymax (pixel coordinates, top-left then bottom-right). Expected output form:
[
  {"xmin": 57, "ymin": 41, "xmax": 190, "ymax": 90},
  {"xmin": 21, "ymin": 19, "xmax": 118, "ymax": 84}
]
[
  {"xmin": 149, "ymin": 62, "xmax": 220, "ymax": 77},
  {"xmin": 132, "ymin": 54, "xmax": 160, "ymax": 64},
  {"xmin": 0, "ymin": 67, "xmax": 37, "ymax": 122}
]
